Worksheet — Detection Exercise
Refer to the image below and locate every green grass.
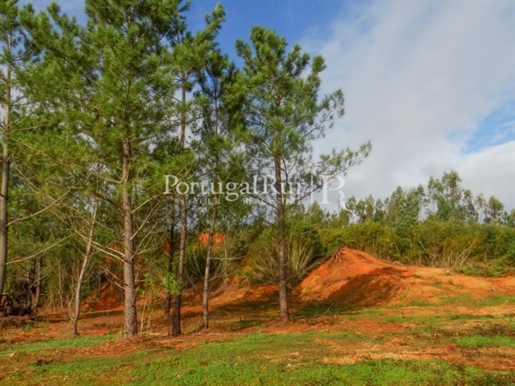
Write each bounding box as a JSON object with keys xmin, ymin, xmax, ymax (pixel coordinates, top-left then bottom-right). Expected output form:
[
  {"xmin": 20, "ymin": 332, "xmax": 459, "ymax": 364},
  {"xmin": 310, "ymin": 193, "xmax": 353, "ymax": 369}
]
[
  {"xmin": 439, "ymin": 295, "xmax": 515, "ymax": 308},
  {"xmin": 382, "ymin": 314, "xmax": 445, "ymax": 324},
  {"xmin": 403, "ymin": 322, "xmax": 515, "ymax": 349},
  {"xmin": 442, "ymin": 325, "xmax": 515, "ymax": 348},
  {"xmin": 4, "ymin": 295, "xmax": 515, "ymax": 385},
  {"xmin": 4, "ymin": 351, "xmax": 151, "ymax": 385},
  {"xmin": 128, "ymin": 357, "xmax": 515, "ymax": 386},
  {"xmin": 451, "ymin": 335, "xmax": 515, "ymax": 348},
  {"xmin": 296, "ymin": 303, "xmax": 352, "ymax": 318},
  {"xmin": 323, "ymin": 294, "xmax": 515, "ymax": 324},
  {"xmin": 124, "ymin": 334, "xmax": 515, "ymax": 385},
  {"xmin": 3, "ymin": 331, "xmax": 515, "ymax": 385},
  {"xmin": 475, "ymin": 296, "xmax": 515, "ymax": 307},
  {"xmin": 406, "ymin": 300, "xmax": 434, "ymax": 307}
]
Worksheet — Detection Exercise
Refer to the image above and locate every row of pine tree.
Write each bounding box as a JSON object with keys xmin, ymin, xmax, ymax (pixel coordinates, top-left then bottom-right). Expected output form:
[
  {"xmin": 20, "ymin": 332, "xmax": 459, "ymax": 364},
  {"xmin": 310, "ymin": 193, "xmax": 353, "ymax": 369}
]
[
  {"xmin": 1, "ymin": 1, "xmax": 511, "ymax": 338},
  {"xmin": 0, "ymin": 0, "xmax": 370, "ymax": 337}
]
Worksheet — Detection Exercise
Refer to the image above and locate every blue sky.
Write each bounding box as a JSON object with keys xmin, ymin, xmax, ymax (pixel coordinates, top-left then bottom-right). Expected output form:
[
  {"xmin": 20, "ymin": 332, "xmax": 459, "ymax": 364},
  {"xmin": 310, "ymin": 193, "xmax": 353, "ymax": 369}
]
[
  {"xmin": 19, "ymin": 0, "xmax": 515, "ymax": 210},
  {"xmin": 189, "ymin": 0, "xmax": 345, "ymax": 56},
  {"xmin": 22, "ymin": 0, "xmax": 344, "ymax": 56}
]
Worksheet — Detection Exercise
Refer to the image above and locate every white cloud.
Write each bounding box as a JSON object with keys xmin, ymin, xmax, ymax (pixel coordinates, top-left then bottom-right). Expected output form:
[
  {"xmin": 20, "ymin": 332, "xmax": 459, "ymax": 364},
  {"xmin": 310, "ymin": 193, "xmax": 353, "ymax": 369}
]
[
  {"xmin": 305, "ymin": 1, "xmax": 514, "ymax": 209},
  {"xmin": 457, "ymin": 141, "xmax": 514, "ymax": 210}
]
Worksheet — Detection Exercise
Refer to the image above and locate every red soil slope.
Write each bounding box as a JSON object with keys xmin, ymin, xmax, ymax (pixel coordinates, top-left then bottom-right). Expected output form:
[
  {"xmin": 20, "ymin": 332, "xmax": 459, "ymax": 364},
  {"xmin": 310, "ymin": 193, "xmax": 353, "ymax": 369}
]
[
  {"xmin": 294, "ymin": 248, "xmax": 515, "ymax": 307},
  {"xmin": 79, "ymin": 248, "xmax": 515, "ymax": 313}
]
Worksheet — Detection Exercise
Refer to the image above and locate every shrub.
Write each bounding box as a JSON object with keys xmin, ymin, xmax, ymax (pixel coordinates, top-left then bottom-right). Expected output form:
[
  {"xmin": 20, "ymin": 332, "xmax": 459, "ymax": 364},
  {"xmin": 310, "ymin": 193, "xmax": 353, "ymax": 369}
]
[
  {"xmin": 319, "ymin": 222, "xmax": 399, "ymax": 261},
  {"xmin": 247, "ymin": 229, "xmax": 320, "ymax": 287},
  {"xmin": 410, "ymin": 222, "xmax": 515, "ymax": 268},
  {"xmin": 457, "ymin": 258, "xmax": 512, "ymax": 278}
]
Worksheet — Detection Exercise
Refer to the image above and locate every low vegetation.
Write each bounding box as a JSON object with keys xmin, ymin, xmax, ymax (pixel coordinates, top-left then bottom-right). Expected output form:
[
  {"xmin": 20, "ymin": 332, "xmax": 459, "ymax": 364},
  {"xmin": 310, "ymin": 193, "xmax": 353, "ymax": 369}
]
[{"xmin": 2, "ymin": 295, "xmax": 515, "ymax": 385}]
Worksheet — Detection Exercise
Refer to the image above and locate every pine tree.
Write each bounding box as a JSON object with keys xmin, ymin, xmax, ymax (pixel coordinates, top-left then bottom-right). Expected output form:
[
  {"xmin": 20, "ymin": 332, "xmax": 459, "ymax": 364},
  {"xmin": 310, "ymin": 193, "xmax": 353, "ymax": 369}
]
[
  {"xmin": 236, "ymin": 27, "xmax": 371, "ymax": 322},
  {"xmin": 193, "ymin": 50, "xmax": 246, "ymax": 330},
  {"xmin": 165, "ymin": 1, "xmax": 225, "ymax": 337},
  {"xmin": 0, "ymin": 0, "xmax": 24, "ymax": 296},
  {"xmin": 20, "ymin": 0, "xmax": 204, "ymax": 338}
]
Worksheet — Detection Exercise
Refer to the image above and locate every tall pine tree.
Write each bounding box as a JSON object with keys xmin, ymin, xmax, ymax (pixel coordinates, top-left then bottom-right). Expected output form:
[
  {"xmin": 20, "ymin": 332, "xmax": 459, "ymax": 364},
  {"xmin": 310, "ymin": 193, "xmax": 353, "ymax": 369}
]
[
  {"xmin": 0, "ymin": 0, "xmax": 24, "ymax": 296},
  {"xmin": 236, "ymin": 27, "xmax": 371, "ymax": 322},
  {"xmin": 21, "ymin": 0, "xmax": 210, "ymax": 338}
]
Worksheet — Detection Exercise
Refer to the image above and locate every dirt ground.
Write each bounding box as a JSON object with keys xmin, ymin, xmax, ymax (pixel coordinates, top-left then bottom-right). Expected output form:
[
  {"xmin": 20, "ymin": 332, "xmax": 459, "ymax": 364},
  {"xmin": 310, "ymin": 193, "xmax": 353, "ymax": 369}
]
[
  {"xmin": 1, "ymin": 248, "xmax": 515, "ymax": 374},
  {"xmin": 296, "ymin": 248, "xmax": 515, "ymax": 306}
]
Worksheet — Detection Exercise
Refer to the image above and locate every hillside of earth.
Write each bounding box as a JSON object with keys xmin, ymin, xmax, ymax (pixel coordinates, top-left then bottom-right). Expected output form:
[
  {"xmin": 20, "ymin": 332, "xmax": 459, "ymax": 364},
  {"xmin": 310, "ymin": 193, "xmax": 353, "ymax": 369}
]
[{"xmin": 75, "ymin": 248, "xmax": 515, "ymax": 318}]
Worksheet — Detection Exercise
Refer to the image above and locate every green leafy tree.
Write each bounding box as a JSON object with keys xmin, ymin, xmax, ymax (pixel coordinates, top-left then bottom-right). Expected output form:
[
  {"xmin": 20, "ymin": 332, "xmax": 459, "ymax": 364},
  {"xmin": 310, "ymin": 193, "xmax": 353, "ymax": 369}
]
[
  {"xmin": 427, "ymin": 171, "xmax": 467, "ymax": 222},
  {"xmin": 355, "ymin": 194, "xmax": 375, "ymax": 223},
  {"xmin": 373, "ymin": 198, "xmax": 386, "ymax": 223},
  {"xmin": 485, "ymin": 196, "xmax": 504, "ymax": 223},
  {"xmin": 500, "ymin": 209, "xmax": 515, "ymax": 227},
  {"xmin": 475, "ymin": 193, "xmax": 487, "ymax": 223}
]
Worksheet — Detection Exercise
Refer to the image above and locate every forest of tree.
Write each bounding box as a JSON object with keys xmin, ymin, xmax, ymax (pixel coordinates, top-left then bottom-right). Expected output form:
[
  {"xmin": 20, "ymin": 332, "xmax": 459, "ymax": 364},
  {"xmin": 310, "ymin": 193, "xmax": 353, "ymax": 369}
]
[{"xmin": 0, "ymin": 0, "xmax": 512, "ymax": 339}]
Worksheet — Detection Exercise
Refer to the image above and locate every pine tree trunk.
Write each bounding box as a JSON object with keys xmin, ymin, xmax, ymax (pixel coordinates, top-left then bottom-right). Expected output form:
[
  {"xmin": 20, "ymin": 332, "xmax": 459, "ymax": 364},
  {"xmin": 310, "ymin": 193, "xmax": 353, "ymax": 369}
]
[
  {"xmin": 172, "ymin": 84, "xmax": 188, "ymax": 337},
  {"xmin": 122, "ymin": 136, "xmax": 137, "ymax": 338},
  {"xmin": 58, "ymin": 261, "xmax": 64, "ymax": 309},
  {"xmin": 202, "ymin": 95, "xmax": 220, "ymax": 331},
  {"xmin": 172, "ymin": 197, "xmax": 187, "ymax": 336},
  {"xmin": 0, "ymin": 140, "xmax": 8, "ymax": 297},
  {"xmin": 31, "ymin": 256, "xmax": 42, "ymax": 317},
  {"xmin": 164, "ymin": 293, "xmax": 171, "ymax": 317},
  {"xmin": 164, "ymin": 222, "xmax": 174, "ymax": 316},
  {"xmin": 202, "ymin": 203, "xmax": 218, "ymax": 330},
  {"xmin": 71, "ymin": 201, "xmax": 97, "ymax": 336},
  {"xmin": 0, "ymin": 50, "xmax": 11, "ymax": 297},
  {"xmin": 274, "ymin": 156, "xmax": 289, "ymax": 322}
]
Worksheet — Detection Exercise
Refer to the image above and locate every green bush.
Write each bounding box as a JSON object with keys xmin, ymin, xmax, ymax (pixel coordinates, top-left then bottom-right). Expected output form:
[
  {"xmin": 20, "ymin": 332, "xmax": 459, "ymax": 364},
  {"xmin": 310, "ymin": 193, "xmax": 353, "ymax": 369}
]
[
  {"xmin": 409, "ymin": 222, "xmax": 515, "ymax": 269},
  {"xmin": 457, "ymin": 258, "xmax": 512, "ymax": 278},
  {"xmin": 247, "ymin": 228, "xmax": 320, "ymax": 287},
  {"xmin": 318, "ymin": 220, "xmax": 515, "ymax": 271},
  {"xmin": 319, "ymin": 222, "xmax": 399, "ymax": 261},
  {"xmin": 409, "ymin": 221, "xmax": 482, "ymax": 267}
]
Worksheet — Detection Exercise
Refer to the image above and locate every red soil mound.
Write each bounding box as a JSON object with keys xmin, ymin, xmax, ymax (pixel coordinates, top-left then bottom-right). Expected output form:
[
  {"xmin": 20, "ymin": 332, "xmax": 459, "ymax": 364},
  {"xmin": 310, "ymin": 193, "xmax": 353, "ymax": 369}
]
[
  {"xmin": 78, "ymin": 248, "xmax": 515, "ymax": 313},
  {"xmin": 295, "ymin": 248, "xmax": 411, "ymax": 306},
  {"xmin": 294, "ymin": 248, "xmax": 515, "ymax": 307},
  {"xmin": 210, "ymin": 275, "xmax": 278, "ymax": 304},
  {"xmin": 82, "ymin": 282, "xmax": 123, "ymax": 312}
]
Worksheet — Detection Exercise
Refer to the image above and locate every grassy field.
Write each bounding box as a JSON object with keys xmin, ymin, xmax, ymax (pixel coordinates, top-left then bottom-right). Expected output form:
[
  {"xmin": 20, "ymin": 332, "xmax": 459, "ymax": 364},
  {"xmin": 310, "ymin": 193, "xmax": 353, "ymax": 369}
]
[{"xmin": 1, "ymin": 295, "xmax": 515, "ymax": 385}]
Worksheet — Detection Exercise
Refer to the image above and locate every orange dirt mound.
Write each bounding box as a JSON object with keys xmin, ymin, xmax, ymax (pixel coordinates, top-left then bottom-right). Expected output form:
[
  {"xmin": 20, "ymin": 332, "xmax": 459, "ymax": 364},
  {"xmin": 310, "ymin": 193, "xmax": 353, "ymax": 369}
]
[
  {"xmin": 71, "ymin": 248, "xmax": 515, "ymax": 314},
  {"xmin": 295, "ymin": 248, "xmax": 411, "ymax": 306},
  {"xmin": 82, "ymin": 282, "xmax": 123, "ymax": 312},
  {"xmin": 294, "ymin": 248, "xmax": 515, "ymax": 307},
  {"xmin": 210, "ymin": 276, "xmax": 278, "ymax": 304}
]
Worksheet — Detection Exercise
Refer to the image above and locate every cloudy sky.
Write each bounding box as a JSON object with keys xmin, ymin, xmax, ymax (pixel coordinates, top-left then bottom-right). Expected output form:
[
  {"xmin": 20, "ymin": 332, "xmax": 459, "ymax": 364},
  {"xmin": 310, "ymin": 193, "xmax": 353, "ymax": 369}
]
[{"xmin": 21, "ymin": 0, "xmax": 514, "ymax": 210}]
